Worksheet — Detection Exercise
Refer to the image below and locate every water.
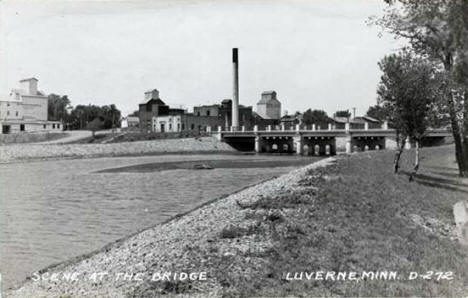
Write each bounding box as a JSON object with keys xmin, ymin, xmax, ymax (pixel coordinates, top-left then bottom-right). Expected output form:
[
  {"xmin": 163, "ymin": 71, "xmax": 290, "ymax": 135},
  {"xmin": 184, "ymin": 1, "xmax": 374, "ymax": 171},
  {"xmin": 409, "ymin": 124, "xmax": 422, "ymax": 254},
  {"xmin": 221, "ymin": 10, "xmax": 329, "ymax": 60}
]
[{"xmin": 0, "ymin": 153, "xmax": 320, "ymax": 289}]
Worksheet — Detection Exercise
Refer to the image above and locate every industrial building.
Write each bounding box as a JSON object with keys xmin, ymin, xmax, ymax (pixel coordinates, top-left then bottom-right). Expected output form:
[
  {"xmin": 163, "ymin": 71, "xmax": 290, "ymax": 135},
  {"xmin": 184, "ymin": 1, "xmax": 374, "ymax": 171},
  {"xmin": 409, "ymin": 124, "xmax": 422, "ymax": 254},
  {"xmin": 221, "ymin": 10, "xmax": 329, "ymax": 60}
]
[
  {"xmin": 138, "ymin": 89, "xmax": 185, "ymax": 132},
  {"xmin": 256, "ymin": 91, "xmax": 281, "ymax": 120},
  {"xmin": 150, "ymin": 99, "xmax": 254, "ymax": 133},
  {"xmin": 139, "ymin": 49, "xmax": 283, "ymax": 133},
  {"xmin": 0, "ymin": 78, "xmax": 62, "ymax": 134}
]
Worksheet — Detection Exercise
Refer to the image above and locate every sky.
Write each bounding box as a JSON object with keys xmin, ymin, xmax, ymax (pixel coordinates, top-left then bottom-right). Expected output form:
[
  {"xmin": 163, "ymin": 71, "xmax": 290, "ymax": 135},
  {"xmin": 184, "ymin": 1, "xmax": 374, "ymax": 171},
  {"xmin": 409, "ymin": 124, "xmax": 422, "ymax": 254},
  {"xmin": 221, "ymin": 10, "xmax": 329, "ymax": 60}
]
[{"xmin": 0, "ymin": 0, "xmax": 401, "ymax": 117}]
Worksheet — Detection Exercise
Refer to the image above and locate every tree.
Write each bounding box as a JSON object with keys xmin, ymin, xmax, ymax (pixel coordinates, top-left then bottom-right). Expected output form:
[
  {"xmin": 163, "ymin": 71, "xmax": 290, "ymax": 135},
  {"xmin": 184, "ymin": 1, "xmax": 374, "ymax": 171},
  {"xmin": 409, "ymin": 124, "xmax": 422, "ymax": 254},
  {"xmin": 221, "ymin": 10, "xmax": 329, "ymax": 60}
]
[
  {"xmin": 67, "ymin": 104, "xmax": 122, "ymax": 130},
  {"xmin": 377, "ymin": 51, "xmax": 439, "ymax": 179},
  {"xmin": 86, "ymin": 117, "xmax": 105, "ymax": 137},
  {"xmin": 373, "ymin": 0, "xmax": 468, "ymax": 176},
  {"xmin": 129, "ymin": 110, "xmax": 139, "ymax": 117},
  {"xmin": 302, "ymin": 109, "xmax": 332, "ymax": 128},
  {"xmin": 48, "ymin": 94, "xmax": 71, "ymax": 121},
  {"xmin": 335, "ymin": 110, "xmax": 351, "ymax": 118},
  {"xmin": 366, "ymin": 104, "xmax": 391, "ymax": 121}
]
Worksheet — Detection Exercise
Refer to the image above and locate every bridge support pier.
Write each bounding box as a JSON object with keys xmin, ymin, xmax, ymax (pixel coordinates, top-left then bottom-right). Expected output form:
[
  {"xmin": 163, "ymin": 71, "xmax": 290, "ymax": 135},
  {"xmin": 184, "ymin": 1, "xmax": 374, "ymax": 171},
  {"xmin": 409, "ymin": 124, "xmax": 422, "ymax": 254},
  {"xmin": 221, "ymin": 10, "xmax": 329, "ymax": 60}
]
[
  {"xmin": 255, "ymin": 136, "xmax": 262, "ymax": 153},
  {"xmin": 345, "ymin": 135, "xmax": 352, "ymax": 153},
  {"xmin": 294, "ymin": 136, "xmax": 303, "ymax": 155}
]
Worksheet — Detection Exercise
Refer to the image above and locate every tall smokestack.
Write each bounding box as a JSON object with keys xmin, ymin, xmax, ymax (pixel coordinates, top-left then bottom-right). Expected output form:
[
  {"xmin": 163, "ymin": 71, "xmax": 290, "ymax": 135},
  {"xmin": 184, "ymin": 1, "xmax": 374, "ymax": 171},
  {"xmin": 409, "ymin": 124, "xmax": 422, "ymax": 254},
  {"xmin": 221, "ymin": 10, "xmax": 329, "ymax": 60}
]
[{"xmin": 232, "ymin": 48, "xmax": 239, "ymax": 129}]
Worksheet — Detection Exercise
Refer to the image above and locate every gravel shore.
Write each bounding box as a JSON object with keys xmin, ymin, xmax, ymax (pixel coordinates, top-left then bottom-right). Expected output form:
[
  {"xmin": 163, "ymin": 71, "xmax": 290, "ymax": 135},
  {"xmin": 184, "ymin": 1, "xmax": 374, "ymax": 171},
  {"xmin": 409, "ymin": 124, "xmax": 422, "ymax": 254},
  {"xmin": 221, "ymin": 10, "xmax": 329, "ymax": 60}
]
[
  {"xmin": 6, "ymin": 157, "xmax": 336, "ymax": 298},
  {"xmin": 0, "ymin": 137, "xmax": 234, "ymax": 163}
]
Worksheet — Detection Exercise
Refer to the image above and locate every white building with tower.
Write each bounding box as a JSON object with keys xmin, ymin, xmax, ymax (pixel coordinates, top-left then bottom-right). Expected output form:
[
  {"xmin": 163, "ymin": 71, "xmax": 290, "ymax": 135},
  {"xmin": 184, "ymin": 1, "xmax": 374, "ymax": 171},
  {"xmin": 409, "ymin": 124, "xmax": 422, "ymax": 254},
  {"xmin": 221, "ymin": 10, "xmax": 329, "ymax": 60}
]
[
  {"xmin": 256, "ymin": 90, "xmax": 281, "ymax": 120},
  {"xmin": 0, "ymin": 78, "xmax": 62, "ymax": 134}
]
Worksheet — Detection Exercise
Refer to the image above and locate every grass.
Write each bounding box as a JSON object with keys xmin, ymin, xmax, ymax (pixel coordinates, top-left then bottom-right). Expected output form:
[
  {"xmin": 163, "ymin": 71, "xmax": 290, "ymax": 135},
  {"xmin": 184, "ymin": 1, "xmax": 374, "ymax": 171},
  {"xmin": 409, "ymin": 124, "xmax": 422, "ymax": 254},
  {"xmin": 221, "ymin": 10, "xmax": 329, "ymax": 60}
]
[
  {"xmin": 131, "ymin": 145, "xmax": 468, "ymax": 297},
  {"xmin": 222, "ymin": 146, "xmax": 468, "ymax": 296},
  {"xmin": 0, "ymin": 132, "xmax": 69, "ymax": 144},
  {"xmin": 72, "ymin": 131, "xmax": 213, "ymax": 144}
]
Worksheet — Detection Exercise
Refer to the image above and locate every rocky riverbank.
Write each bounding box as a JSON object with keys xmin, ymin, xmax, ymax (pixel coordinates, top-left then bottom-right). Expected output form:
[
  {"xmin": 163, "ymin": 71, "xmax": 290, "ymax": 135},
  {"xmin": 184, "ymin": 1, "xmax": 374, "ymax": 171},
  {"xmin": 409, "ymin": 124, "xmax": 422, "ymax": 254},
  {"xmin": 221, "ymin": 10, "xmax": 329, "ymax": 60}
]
[
  {"xmin": 0, "ymin": 137, "xmax": 235, "ymax": 163},
  {"xmin": 7, "ymin": 146, "xmax": 468, "ymax": 297}
]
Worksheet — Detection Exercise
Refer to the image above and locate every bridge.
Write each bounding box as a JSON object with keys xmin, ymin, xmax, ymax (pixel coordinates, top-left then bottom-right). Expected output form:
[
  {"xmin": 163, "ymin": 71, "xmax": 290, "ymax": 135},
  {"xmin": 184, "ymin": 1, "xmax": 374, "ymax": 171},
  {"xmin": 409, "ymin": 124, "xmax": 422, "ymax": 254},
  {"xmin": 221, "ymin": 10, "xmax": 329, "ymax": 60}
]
[{"xmin": 216, "ymin": 122, "xmax": 452, "ymax": 155}]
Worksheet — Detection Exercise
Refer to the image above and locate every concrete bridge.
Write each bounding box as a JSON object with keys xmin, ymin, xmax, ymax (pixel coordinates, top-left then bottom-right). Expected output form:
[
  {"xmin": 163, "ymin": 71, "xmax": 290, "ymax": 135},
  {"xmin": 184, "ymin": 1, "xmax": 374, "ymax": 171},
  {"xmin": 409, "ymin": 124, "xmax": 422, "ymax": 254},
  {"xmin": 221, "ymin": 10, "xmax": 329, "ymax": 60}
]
[{"xmin": 216, "ymin": 122, "xmax": 452, "ymax": 155}]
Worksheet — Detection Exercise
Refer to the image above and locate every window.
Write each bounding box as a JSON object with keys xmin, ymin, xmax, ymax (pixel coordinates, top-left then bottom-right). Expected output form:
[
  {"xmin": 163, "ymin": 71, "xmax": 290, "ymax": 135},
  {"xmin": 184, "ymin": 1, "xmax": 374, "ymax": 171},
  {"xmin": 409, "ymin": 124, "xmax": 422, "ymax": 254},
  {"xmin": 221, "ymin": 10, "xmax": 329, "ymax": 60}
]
[
  {"xmin": 197, "ymin": 111, "xmax": 200, "ymax": 116},
  {"xmin": 52, "ymin": 124, "xmax": 56, "ymax": 129},
  {"xmin": 43, "ymin": 124, "xmax": 46, "ymax": 129},
  {"xmin": 169, "ymin": 124, "xmax": 172, "ymax": 130},
  {"xmin": 206, "ymin": 110, "xmax": 210, "ymax": 116},
  {"xmin": 191, "ymin": 124, "xmax": 195, "ymax": 130},
  {"xmin": 182, "ymin": 123, "xmax": 185, "ymax": 130},
  {"xmin": 15, "ymin": 111, "xmax": 18, "ymax": 116},
  {"xmin": 7, "ymin": 111, "xmax": 9, "ymax": 116},
  {"xmin": 20, "ymin": 124, "xmax": 25, "ymax": 131},
  {"xmin": 177, "ymin": 123, "xmax": 180, "ymax": 131},
  {"xmin": 57, "ymin": 124, "xmax": 60, "ymax": 129}
]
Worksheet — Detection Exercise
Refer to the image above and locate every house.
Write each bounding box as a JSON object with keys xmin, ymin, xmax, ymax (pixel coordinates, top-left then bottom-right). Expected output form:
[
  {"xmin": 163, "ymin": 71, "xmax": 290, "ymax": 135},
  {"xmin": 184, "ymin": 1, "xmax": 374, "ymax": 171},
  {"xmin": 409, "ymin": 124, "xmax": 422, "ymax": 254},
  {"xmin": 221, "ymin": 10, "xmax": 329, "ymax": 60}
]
[
  {"xmin": 0, "ymin": 78, "xmax": 62, "ymax": 134},
  {"xmin": 280, "ymin": 112, "xmax": 303, "ymax": 128},
  {"xmin": 332, "ymin": 116, "xmax": 381, "ymax": 129},
  {"xmin": 121, "ymin": 116, "xmax": 139, "ymax": 129}
]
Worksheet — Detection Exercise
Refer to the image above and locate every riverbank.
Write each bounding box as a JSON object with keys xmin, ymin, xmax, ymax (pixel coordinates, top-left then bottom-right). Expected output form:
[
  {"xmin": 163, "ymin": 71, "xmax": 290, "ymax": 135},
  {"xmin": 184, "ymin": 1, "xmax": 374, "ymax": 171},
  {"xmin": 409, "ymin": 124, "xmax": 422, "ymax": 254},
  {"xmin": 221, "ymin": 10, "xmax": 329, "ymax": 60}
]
[
  {"xmin": 7, "ymin": 145, "xmax": 468, "ymax": 297},
  {"xmin": 0, "ymin": 137, "xmax": 235, "ymax": 163}
]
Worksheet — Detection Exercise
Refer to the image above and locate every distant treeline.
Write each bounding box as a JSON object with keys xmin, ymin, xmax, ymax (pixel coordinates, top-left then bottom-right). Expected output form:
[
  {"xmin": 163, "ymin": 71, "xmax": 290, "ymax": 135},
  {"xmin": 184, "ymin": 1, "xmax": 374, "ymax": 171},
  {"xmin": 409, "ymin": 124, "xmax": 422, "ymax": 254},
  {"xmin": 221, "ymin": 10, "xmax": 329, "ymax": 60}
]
[{"xmin": 48, "ymin": 94, "xmax": 121, "ymax": 130}]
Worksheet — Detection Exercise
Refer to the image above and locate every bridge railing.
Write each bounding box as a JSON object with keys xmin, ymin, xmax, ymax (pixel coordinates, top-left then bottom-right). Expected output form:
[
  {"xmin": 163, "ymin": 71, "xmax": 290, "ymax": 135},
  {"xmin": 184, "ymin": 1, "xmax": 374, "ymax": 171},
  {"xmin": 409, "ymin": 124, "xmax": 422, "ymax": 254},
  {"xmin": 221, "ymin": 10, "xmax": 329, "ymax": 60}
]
[{"xmin": 217, "ymin": 120, "xmax": 391, "ymax": 133}]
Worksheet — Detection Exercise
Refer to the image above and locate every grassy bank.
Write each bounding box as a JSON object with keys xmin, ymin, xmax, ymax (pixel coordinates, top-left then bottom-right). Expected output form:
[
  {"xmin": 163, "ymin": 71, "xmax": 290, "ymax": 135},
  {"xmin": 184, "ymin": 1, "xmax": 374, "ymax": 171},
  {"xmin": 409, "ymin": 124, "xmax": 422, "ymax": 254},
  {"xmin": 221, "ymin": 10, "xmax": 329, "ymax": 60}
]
[
  {"xmin": 8, "ymin": 146, "xmax": 468, "ymax": 297},
  {"xmin": 0, "ymin": 132, "xmax": 69, "ymax": 144},
  {"xmin": 0, "ymin": 137, "xmax": 235, "ymax": 164}
]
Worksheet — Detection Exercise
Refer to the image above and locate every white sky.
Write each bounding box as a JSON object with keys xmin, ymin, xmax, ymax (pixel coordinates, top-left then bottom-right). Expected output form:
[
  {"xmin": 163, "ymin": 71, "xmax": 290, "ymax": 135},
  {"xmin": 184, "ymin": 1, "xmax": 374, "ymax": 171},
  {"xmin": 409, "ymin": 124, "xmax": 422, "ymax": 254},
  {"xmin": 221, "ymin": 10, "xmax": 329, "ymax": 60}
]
[{"xmin": 0, "ymin": 0, "xmax": 401, "ymax": 116}]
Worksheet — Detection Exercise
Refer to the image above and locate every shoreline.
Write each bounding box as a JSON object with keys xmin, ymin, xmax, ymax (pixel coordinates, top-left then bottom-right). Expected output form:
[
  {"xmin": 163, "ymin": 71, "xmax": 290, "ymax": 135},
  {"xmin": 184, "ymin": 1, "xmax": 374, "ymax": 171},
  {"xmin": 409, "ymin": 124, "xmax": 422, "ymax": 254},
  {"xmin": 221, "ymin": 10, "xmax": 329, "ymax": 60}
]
[
  {"xmin": 7, "ymin": 174, "xmax": 283, "ymax": 291},
  {"xmin": 6, "ymin": 156, "xmax": 336, "ymax": 297},
  {"xmin": 6, "ymin": 146, "xmax": 468, "ymax": 297},
  {"xmin": 0, "ymin": 137, "xmax": 236, "ymax": 165}
]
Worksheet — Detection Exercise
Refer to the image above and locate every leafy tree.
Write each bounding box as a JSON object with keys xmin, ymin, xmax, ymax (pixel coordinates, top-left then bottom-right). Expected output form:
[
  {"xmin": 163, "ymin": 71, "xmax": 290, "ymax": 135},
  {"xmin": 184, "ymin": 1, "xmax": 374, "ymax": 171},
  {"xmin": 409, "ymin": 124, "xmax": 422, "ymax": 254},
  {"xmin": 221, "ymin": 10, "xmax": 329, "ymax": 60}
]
[
  {"xmin": 373, "ymin": 0, "xmax": 468, "ymax": 176},
  {"xmin": 86, "ymin": 117, "xmax": 105, "ymax": 137},
  {"xmin": 377, "ymin": 51, "xmax": 439, "ymax": 179},
  {"xmin": 48, "ymin": 94, "xmax": 71, "ymax": 121},
  {"xmin": 366, "ymin": 105, "xmax": 391, "ymax": 121},
  {"xmin": 129, "ymin": 110, "xmax": 139, "ymax": 117},
  {"xmin": 335, "ymin": 110, "xmax": 351, "ymax": 118},
  {"xmin": 68, "ymin": 104, "xmax": 121, "ymax": 130},
  {"xmin": 302, "ymin": 109, "xmax": 332, "ymax": 128}
]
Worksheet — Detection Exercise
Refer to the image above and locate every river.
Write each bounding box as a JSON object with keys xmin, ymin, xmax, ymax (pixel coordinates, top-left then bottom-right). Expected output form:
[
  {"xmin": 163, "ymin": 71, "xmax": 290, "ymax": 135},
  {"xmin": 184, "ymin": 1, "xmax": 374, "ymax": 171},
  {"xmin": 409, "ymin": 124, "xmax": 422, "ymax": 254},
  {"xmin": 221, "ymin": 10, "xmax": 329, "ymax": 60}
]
[{"xmin": 0, "ymin": 153, "xmax": 321, "ymax": 289}]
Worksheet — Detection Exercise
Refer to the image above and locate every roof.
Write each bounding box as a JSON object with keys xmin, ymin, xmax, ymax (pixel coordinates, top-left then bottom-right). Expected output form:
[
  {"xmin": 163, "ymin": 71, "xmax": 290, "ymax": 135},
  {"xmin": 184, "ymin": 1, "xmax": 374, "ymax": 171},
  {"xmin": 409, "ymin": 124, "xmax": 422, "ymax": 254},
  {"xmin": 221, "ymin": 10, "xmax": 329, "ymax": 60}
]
[
  {"xmin": 19, "ymin": 77, "xmax": 38, "ymax": 82},
  {"xmin": 126, "ymin": 116, "xmax": 139, "ymax": 122},
  {"xmin": 281, "ymin": 113, "xmax": 302, "ymax": 121},
  {"xmin": 139, "ymin": 98, "xmax": 167, "ymax": 105},
  {"xmin": 261, "ymin": 90, "xmax": 276, "ymax": 95},
  {"xmin": 332, "ymin": 116, "xmax": 381, "ymax": 124},
  {"xmin": 360, "ymin": 115, "xmax": 380, "ymax": 123}
]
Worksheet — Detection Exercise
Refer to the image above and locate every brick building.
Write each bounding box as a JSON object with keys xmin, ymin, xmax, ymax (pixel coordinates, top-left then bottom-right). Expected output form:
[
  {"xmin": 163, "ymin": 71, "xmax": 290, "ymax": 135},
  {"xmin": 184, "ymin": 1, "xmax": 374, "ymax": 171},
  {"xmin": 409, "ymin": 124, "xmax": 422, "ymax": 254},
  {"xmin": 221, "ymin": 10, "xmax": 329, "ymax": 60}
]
[{"xmin": 138, "ymin": 89, "xmax": 185, "ymax": 132}]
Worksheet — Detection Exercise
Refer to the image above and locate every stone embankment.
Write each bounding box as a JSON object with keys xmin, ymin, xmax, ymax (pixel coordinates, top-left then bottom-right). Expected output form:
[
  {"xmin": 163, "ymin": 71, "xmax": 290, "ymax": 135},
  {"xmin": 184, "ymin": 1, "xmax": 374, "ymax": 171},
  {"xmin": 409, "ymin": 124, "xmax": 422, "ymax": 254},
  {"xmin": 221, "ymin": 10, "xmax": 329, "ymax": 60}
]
[{"xmin": 0, "ymin": 137, "xmax": 234, "ymax": 163}]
